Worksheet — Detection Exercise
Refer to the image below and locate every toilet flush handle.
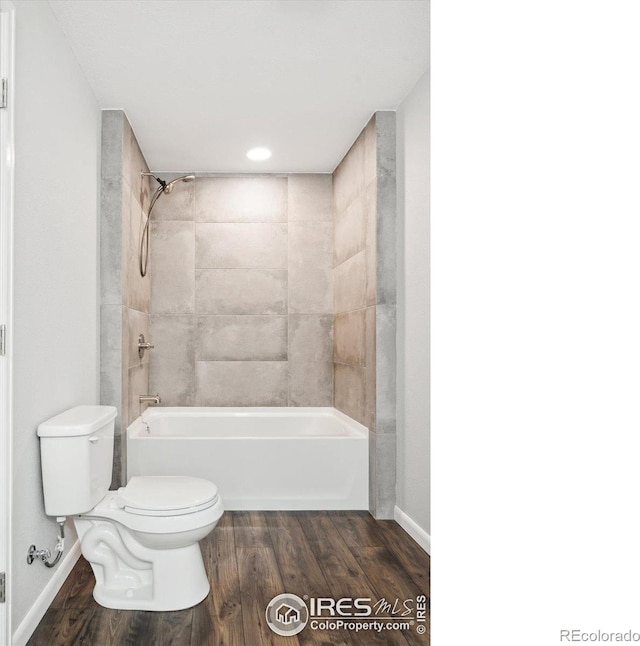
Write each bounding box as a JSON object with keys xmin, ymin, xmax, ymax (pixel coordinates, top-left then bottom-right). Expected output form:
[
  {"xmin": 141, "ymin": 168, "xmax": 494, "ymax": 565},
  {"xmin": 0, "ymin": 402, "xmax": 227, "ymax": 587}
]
[{"xmin": 88, "ymin": 436, "xmax": 100, "ymax": 444}]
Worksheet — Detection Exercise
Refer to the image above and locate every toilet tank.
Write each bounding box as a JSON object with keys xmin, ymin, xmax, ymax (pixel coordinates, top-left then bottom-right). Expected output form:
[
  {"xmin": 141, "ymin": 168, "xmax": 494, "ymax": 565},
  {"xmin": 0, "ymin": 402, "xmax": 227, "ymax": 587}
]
[{"xmin": 37, "ymin": 406, "xmax": 117, "ymax": 516}]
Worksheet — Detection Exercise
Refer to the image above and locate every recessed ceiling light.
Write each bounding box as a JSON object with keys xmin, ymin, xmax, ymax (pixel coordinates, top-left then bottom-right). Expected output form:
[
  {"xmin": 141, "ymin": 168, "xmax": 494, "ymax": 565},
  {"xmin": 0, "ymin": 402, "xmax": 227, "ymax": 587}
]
[{"xmin": 246, "ymin": 147, "xmax": 272, "ymax": 161}]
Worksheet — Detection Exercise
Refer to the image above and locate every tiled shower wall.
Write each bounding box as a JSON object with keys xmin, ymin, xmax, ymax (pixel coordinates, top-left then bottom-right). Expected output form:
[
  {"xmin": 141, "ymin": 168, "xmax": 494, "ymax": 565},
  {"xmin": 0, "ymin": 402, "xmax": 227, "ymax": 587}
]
[
  {"xmin": 100, "ymin": 110, "xmax": 152, "ymax": 487},
  {"xmin": 333, "ymin": 112, "xmax": 397, "ymax": 518},
  {"xmin": 148, "ymin": 175, "xmax": 334, "ymax": 406}
]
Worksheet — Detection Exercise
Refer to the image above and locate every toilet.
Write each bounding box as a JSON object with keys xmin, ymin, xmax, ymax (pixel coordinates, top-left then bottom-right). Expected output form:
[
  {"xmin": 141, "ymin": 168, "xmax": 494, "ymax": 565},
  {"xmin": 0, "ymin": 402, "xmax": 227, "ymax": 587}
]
[{"xmin": 37, "ymin": 405, "xmax": 224, "ymax": 611}]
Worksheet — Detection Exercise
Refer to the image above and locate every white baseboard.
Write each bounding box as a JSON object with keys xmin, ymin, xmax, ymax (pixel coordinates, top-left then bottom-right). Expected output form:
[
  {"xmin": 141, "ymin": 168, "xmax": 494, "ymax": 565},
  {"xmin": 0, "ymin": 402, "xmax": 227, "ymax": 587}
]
[
  {"xmin": 12, "ymin": 540, "xmax": 81, "ymax": 646},
  {"xmin": 394, "ymin": 506, "xmax": 430, "ymax": 555}
]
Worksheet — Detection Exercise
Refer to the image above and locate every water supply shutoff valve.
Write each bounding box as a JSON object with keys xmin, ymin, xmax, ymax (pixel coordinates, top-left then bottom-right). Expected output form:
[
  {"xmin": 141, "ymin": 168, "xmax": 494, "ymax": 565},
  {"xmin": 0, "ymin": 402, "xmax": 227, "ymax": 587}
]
[
  {"xmin": 27, "ymin": 545, "xmax": 51, "ymax": 565},
  {"xmin": 27, "ymin": 518, "xmax": 66, "ymax": 568}
]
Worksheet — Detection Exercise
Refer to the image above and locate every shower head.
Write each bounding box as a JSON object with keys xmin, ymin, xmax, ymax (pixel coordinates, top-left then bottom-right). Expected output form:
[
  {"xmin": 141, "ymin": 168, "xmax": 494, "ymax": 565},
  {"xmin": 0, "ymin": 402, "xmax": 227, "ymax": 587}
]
[
  {"xmin": 141, "ymin": 172, "xmax": 195, "ymax": 194},
  {"xmin": 163, "ymin": 174, "xmax": 195, "ymax": 194}
]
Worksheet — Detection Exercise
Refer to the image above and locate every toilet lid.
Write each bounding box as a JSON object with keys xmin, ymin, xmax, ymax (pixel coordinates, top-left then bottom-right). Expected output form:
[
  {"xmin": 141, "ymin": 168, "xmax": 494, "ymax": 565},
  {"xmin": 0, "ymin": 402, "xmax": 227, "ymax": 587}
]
[{"xmin": 117, "ymin": 476, "xmax": 218, "ymax": 516}]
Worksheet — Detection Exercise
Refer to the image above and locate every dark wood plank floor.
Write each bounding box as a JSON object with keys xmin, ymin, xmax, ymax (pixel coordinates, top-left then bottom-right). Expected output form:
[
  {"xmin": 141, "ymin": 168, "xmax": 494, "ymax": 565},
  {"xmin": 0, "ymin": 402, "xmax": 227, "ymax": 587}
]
[{"xmin": 28, "ymin": 511, "xmax": 430, "ymax": 646}]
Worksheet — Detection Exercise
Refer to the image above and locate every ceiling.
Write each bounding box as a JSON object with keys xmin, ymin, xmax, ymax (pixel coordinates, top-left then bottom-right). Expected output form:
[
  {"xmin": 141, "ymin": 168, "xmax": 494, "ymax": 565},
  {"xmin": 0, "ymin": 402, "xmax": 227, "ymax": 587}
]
[{"xmin": 49, "ymin": 0, "xmax": 430, "ymax": 173}]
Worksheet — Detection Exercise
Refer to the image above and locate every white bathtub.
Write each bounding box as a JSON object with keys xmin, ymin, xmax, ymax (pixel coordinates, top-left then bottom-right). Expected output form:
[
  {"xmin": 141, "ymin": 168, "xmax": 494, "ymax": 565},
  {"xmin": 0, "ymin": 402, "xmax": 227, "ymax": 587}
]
[{"xmin": 126, "ymin": 407, "xmax": 369, "ymax": 510}]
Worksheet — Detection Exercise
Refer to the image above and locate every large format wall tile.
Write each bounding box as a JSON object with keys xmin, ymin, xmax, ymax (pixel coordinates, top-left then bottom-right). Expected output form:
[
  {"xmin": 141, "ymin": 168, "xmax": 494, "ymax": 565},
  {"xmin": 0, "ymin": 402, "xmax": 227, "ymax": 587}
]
[
  {"xmin": 196, "ymin": 361, "xmax": 288, "ymax": 406},
  {"xmin": 333, "ymin": 130, "xmax": 366, "ymax": 216},
  {"xmin": 150, "ymin": 221, "xmax": 195, "ymax": 314},
  {"xmin": 125, "ymin": 126, "xmax": 150, "ymax": 210},
  {"xmin": 101, "ymin": 304, "xmax": 123, "ymax": 373},
  {"xmin": 375, "ymin": 303, "xmax": 396, "ymax": 434},
  {"xmin": 125, "ymin": 246, "xmax": 151, "ymax": 313},
  {"xmin": 121, "ymin": 180, "xmax": 133, "ymax": 256},
  {"xmin": 370, "ymin": 431, "xmax": 397, "ymax": 518},
  {"xmin": 334, "ymin": 195, "xmax": 366, "ymax": 267},
  {"xmin": 127, "ymin": 185, "xmax": 143, "ymax": 256},
  {"xmin": 102, "ymin": 110, "xmax": 124, "ymax": 180},
  {"xmin": 333, "ymin": 309, "xmax": 366, "ymax": 366},
  {"xmin": 334, "ymin": 363, "xmax": 366, "ymax": 426},
  {"xmin": 149, "ymin": 315, "xmax": 196, "ymax": 406},
  {"xmin": 289, "ymin": 221, "xmax": 333, "ymax": 313},
  {"xmin": 375, "ymin": 112, "xmax": 397, "ymax": 306},
  {"xmin": 120, "ymin": 365, "xmax": 130, "ymax": 443},
  {"xmin": 363, "ymin": 115, "xmax": 377, "ymax": 188},
  {"xmin": 333, "ymin": 250, "xmax": 366, "ymax": 314},
  {"xmin": 100, "ymin": 302, "xmax": 123, "ymax": 488},
  {"xmin": 121, "ymin": 115, "xmax": 134, "ymax": 184},
  {"xmin": 196, "ymin": 315, "xmax": 288, "ymax": 361},
  {"xmin": 289, "ymin": 314, "xmax": 333, "ymax": 406},
  {"xmin": 368, "ymin": 431, "xmax": 396, "ymax": 516},
  {"xmin": 364, "ymin": 182, "xmax": 377, "ymax": 306},
  {"xmin": 128, "ymin": 361, "xmax": 150, "ymax": 426},
  {"xmin": 195, "ymin": 177, "xmax": 287, "ymax": 222},
  {"xmin": 196, "ymin": 268, "xmax": 287, "ymax": 315},
  {"xmin": 100, "ymin": 177, "xmax": 124, "ymax": 305},
  {"xmin": 121, "ymin": 127, "xmax": 151, "ymax": 253},
  {"xmin": 364, "ymin": 305, "xmax": 376, "ymax": 432},
  {"xmin": 288, "ymin": 175, "xmax": 333, "ymax": 221},
  {"xmin": 196, "ymin": 223, "xmax": 287, "ymax": 269}
]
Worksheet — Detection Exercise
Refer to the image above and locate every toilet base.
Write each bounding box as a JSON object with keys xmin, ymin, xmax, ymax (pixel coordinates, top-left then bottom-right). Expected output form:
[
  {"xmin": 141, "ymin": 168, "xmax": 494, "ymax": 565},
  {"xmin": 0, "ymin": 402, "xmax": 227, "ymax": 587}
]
[
  {"xmin": 91, "ymin": 542, "xmax": 210, "ymax": 611},
  {"xmin": 75, "ymin": 518, "xmax": 212, "ymax": 611}
]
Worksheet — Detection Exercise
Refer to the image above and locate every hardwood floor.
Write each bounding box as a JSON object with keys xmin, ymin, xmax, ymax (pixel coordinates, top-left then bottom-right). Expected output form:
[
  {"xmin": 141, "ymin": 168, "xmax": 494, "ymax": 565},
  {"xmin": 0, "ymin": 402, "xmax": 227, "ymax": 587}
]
[{"xmin": 28, "ymin": 511, "xmax": 430, "ymax": 646}]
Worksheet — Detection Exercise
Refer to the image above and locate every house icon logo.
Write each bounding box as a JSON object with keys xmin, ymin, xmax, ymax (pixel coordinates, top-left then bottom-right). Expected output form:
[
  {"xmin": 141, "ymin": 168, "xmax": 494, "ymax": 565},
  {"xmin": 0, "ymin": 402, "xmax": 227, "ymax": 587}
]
[
  {"xmin": 276, "ymin": 603, "xmax": 300, "ymax": 625},
  {"xmin": 266, "ymin": 593, "xmax": 309, "ymax": 636}
]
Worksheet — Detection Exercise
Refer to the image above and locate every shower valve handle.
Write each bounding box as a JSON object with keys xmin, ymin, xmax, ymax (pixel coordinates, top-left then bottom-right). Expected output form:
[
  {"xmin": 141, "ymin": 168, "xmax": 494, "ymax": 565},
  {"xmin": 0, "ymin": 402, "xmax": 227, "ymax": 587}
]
[{"xmin": 138, "ymin": 334, "xmax": 154, "ymax": 359}]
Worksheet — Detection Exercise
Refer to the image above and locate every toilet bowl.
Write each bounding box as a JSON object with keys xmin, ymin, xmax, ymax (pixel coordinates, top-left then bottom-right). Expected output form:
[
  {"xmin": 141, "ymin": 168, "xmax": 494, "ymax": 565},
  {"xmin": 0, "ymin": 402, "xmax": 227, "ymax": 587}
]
[{"xmin": 37, "ymin": 406, "xmax": 224, "ymax": 611}]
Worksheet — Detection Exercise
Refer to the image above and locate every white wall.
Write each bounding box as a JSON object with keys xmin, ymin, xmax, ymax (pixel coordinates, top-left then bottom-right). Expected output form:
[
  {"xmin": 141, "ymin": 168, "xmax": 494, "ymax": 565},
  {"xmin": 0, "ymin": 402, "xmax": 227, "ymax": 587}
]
[
  {"xmin": 11, "ymin": 0, "xmax": 99, "ymax": 633},
  {"xmin": 396, "ymin": 71, "xmax": 430, "ymax": 538}
]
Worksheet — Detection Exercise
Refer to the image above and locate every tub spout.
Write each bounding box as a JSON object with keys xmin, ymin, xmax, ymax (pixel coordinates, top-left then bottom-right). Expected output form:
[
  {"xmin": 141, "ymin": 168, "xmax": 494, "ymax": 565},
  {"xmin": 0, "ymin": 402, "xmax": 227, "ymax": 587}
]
[
  {"xmin": 139, "ymin": 394, "xmax": 161, "ymax": 405},
  {"xmin": 139, "ymin": 394, "xmax": 161, "ymax": 417}
]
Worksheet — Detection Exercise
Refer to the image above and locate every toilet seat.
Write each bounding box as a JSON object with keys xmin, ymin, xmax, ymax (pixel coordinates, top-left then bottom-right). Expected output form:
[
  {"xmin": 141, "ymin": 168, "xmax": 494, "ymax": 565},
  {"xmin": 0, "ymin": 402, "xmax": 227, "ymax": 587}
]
[
  {"xmin": 117, "ymin": 476, "xmax": 219, "ymax": 517},
  {"xmin": 82, "ymin": 490, "xmax": 224, "ymax": 535},
  {"xmin": 79, "ymin": 476, "xmax": 224, "ymax": 536}
]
